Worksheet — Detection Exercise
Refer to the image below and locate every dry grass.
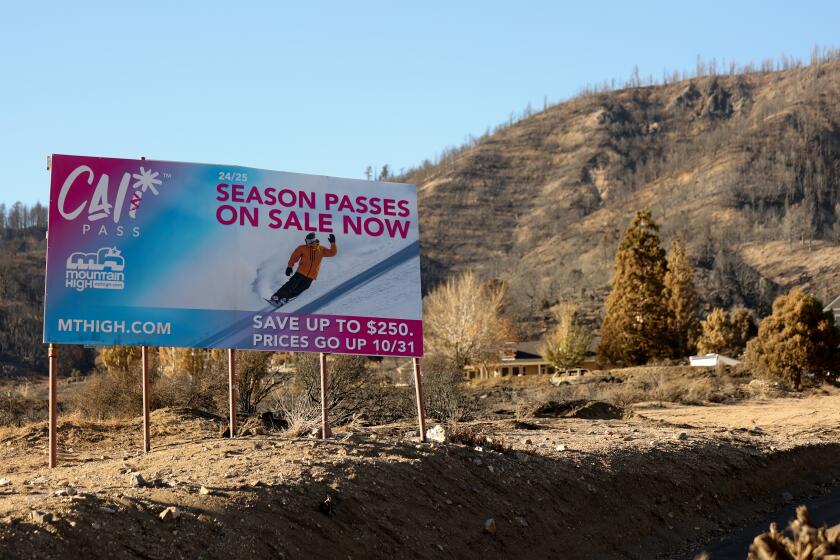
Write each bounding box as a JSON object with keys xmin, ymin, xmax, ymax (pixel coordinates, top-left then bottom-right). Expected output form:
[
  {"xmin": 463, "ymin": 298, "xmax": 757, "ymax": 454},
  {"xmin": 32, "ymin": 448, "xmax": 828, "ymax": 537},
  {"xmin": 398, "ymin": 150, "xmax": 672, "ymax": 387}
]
[
  {"xmin": 468, "ymin": 365, "xmax": 757, "ymax": 418},
  {"xmin": 551, "ymin": 365, "xmax": 753, "ymax": 406},
  {"xmin": 447, "ymin": 423, "xmax": 513, "ymax": 454}
]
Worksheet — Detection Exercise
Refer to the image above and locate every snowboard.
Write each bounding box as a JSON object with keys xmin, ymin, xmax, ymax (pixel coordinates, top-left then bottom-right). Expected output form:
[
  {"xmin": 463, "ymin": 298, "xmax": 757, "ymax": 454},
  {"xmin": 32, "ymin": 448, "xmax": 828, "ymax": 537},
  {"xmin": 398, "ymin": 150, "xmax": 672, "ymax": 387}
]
[{"xmin": 264, "ymin": 296, "xmax": 297, "ymax": 309}]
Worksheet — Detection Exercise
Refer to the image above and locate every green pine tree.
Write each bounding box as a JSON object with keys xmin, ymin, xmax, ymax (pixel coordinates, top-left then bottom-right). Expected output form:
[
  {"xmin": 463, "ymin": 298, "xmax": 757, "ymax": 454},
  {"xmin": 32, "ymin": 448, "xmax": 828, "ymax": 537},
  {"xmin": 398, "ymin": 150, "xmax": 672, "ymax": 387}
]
[{"xmin": 598, "ymin": 210, "xmax": 672, "ymax": 365}]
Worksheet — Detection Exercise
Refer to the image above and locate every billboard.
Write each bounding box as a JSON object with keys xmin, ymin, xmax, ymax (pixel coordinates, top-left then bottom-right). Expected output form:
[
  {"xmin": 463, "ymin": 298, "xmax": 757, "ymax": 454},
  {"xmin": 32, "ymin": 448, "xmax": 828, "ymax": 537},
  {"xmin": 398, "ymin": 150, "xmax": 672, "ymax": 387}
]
[{"xmin": 43, "ymin": 155, "xmax": 423, "ymax": 357}]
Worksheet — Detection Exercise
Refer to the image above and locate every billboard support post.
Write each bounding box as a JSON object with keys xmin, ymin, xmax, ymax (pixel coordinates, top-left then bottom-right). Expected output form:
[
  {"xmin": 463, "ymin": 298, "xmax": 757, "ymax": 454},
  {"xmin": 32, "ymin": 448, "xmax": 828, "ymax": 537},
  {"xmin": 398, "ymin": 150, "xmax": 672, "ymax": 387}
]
[
  {"xmin": 48, "ymin": 344, "xmax": 57, "ymax": 468},
  {"xmin": 320, "ymin": 353, "xmax": 330, "ymax": 439},
  {"xmin": 228, "ymin": 349, "xmax": 236, "ymax": 438},
  {"xmin": 412, "ymin": 357, "xmax": 426, "ymax": 442},
  {"xmin": 141, "ymin": 346, "xmax": 151, "ymax": 453}
]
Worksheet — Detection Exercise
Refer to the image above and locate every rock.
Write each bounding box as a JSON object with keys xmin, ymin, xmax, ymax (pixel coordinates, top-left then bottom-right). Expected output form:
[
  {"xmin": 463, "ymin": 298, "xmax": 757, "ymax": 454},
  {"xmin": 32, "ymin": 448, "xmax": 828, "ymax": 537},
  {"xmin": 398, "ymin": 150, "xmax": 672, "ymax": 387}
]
[
  {"xmin": 426, "ymin": 424, "xmax": 447, "ymax": 443},
  {"xmin": 318, "ymin": 495, "xmax": 333, "ymax": 515},
  {"xmin": 0, "ymin": 478, "xmax": 11, "ymax": 487},
  {"xmin": 523, "ymin": 438, "xmax": 533, "ymax": 445},
  {"xmin": 199, "ymin": 486, "xmax": 212, "ymax": 496},
  {"xmin": 676, "ymin": 432, "xmax": 688, "ymax": 441},
  {"xmin": 129, "ymin": 473, "xmax": 146, "ymax": 488},
  {"xmin": 99, "ymin": 507, "xmax": 115, "ymax": 514},
  {"xmin": 555, "ymin": 444, "xmax": 566, "ymax": 452},
  {"xmin": 65, "ymin": 486, "xmax": 77, "ymax": 496},
  {"xmin": 515, "ymin": 516, "xmax": 529, "ymax": 527},
  {"xmin": 782, "ymin": 491, "xmax": 794, "ymax": 503},
  {"xmin": 29, "ymin": 511, "xmax": 52, "ymax": 524},
  {"xmin": 484, "ymin": 518, "xmax": 497, "ymax": 535},
  {"xmin": 473, "ymin": 458, "xmax": 483, "ymax": 466},
  {"xmin": 159, "ymin": 507, "xmax": 180, "ymax": 523},
  {"xmin": 514, "ymin": 452, "xmax": 530, "ymax": 463}
]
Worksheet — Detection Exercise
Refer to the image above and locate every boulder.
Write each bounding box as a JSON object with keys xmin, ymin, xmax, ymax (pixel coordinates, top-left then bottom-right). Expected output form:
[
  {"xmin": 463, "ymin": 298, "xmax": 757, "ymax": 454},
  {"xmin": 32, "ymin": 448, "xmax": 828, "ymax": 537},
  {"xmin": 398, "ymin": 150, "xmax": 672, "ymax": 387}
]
[{"xmin": 425, "ymin": 424, "xmax": 447, "ymax": 443}]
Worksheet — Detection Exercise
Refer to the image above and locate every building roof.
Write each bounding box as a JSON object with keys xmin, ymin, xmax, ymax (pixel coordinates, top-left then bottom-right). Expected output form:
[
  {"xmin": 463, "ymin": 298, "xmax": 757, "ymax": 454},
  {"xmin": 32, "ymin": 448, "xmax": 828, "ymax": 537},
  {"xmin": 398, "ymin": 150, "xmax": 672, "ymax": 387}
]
[
  {"xmin": 503, "ymin": 350, "xmax": 543, "ymax": 361},
  {"xmin": 824, "ymin": 294, "xmax": 840, "ymax": 312}
]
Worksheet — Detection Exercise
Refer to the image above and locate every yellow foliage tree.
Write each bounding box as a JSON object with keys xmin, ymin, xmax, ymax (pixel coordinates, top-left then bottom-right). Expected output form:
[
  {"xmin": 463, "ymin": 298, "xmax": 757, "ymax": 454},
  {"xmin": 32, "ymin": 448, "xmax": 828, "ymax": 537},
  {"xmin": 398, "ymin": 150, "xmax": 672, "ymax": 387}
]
[
  {"xmin": 541, "ymin": 302, "xmax": 591, "ymax": 371},
  {"xmin": 697, "ymin": 307, "xmax": 757, "ymax": 357},
  {"xmin": 98, "ymin": 346, "xmax": 142, "ymax": 373}
]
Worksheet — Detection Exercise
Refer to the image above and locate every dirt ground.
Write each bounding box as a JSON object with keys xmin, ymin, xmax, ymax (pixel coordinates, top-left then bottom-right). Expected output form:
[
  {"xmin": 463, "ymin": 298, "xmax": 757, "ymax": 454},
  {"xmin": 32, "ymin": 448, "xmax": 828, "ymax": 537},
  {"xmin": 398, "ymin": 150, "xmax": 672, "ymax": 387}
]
[{"xmin": 1, "ymin": 394, "xmax": 839, "ymax": 560}]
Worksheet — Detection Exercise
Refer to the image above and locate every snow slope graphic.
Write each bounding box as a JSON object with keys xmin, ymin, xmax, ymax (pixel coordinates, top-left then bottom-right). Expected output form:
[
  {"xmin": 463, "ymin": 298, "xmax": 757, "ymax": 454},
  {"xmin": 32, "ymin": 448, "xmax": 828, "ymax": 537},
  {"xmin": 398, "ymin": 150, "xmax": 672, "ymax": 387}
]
[{"xmin": 197, "ymin": 240, "xmax": 420, "ymax": 348}]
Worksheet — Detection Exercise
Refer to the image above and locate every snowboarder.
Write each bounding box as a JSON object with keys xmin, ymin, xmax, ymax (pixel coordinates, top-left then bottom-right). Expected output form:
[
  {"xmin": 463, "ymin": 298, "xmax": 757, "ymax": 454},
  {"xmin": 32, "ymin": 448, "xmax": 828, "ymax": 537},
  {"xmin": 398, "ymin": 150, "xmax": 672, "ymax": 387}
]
[{"xmin": 268, "ymin": 232, "xmax": 337, "ymax": 306}]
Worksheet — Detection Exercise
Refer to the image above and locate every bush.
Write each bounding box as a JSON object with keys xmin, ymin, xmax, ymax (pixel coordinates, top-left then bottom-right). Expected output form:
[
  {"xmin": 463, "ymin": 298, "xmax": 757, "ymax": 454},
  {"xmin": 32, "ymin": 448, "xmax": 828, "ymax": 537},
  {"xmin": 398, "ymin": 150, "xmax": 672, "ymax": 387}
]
[
  {"xmin": 73, "ymin": 367, "xmax": 144, "ymax": 419},
  {"xmin": 236, "ymin": 351, "xmax": 279, "ymax": 415},
  {"xmin": 697, "ymin": 307, "xmax": 757, "ymax": 357},
  {"xmin": 746, "ymin": 288, "xmax": 840, "ymax": 389},
  {"xmin": 271, "ymin": 353, "xmax": 410, "ymax": 430},
  {"xmin": 74, "ymin": 347, "xmax": 228, "ymax": 419},
  {"xmin": 542, "ymin": 302, "xmax": 591, "ymax": 370},
  {"xmin": 416, "ymin": 354, "xmax": 472, "ymax": 422}
]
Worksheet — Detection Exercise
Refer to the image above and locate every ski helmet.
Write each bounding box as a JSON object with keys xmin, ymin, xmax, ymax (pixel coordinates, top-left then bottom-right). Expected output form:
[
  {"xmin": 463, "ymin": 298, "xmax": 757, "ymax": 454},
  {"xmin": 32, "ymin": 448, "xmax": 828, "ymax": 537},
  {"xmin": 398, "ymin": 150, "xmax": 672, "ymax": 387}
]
[{"xmin": 304, "ymin": 232, "xmax": 318, "ymax": 245}]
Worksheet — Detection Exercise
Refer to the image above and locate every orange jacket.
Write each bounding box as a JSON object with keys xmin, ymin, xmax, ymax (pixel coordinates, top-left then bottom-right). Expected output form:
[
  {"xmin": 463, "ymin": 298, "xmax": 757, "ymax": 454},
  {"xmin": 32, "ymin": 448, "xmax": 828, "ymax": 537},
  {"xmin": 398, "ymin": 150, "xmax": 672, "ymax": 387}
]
[{"xmin": 288, "ymin": 242, "xmax": 337, "ymax": 280}]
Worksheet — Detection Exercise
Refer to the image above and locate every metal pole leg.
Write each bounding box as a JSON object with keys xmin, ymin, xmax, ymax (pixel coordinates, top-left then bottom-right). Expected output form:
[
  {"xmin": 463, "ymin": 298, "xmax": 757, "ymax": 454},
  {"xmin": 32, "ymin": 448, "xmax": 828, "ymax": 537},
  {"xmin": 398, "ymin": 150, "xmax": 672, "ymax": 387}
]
[
  {"xmin": 412, "ymin": 357, "xmax": 426, "ymax": 442},
  {"xmin": 228, "ymin": 349, "xmax": 236, "ymax": 438},
  {"xmin": 48, "ymin": 344, "xmax": 58, "ymax": 468},
  {"xmin": 320, "ymin": 353, "xmax": 330, "ymax": 439},
  {"xmin": 142, "ymin": 346, "xmax": 151, "ymax": 452}
]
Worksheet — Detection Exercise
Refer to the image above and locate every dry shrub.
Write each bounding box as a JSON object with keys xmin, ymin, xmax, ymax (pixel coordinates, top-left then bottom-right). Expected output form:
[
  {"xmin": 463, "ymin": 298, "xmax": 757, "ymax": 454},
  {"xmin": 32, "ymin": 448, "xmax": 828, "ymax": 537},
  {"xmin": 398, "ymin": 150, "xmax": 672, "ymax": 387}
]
[
  {"xmin": 550, "ymin": 365, "xmax": 747, "ymax": 407},
  {"xmin": 74, "ymin": 348, "xmax": 228, "ymax": 419},
  {"xmin": 416, "ymin": 354, "xmax": 473, "ymax": 422},
  {"xmin": 0, "ymin": 382, "xmax": 46, "ymax": 426},
  {"xmin": 447, "ymin": 424, "xmax": 512, "ymax": 453},
  {"xmin": 72, "ymin": 368, "xmax": 144, "ymax": 419},
  {"xmin": 748, "ymin": 506, "xmax": 840, "ymax": 559},
  {"xmin": 271, "ymin": 386, "xmax": 319, "ymax": 437},
  {"xmin": 271, "ymin": 353, "xmax": 411, "ymax": 431},
  {"xmin": 746, "ymin": 288, "xmax": 840, "ymax": 389}
]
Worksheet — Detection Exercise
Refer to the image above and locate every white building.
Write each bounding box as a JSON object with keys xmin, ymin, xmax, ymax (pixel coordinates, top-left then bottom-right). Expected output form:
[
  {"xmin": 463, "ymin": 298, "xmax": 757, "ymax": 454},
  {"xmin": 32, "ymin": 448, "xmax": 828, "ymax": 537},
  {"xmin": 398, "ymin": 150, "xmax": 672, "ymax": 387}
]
[{"xmin": 689, "ymin": 353, "xmax": 741, "ymax": 367}]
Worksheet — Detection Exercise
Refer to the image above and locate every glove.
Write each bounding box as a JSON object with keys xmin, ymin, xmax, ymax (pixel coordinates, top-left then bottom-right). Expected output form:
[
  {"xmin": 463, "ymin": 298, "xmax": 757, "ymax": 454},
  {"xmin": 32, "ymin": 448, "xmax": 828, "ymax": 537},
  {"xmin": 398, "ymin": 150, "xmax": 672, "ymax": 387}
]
[
  {"xmin": 285, "ymin": 267, "xmax": 293, "ymax": 276},
  {"xmin": 328, "ymin": 234, "xmax": 336, "ymax": 243}
]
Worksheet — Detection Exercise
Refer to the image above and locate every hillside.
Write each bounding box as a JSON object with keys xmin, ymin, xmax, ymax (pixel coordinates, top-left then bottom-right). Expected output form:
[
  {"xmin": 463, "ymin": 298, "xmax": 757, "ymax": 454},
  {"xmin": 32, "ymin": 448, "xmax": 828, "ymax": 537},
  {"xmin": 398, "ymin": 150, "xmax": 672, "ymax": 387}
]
[
  {"xmin": 406, "ymin": 61, "xmax": 840, "ymax": 336},
  {"xmin": 5, "ymin": 63, "xmax": 840, "ymax": 371},
  {"xmin": 0, "ymin": 228, "xmax": 94, "ymax": 375}
]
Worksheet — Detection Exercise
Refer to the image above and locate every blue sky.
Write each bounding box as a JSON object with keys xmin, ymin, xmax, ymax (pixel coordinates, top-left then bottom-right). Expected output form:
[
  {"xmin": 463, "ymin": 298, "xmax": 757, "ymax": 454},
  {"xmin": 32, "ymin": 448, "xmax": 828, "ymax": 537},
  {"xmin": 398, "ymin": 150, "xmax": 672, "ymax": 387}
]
[{"xmin": 2, "ymin": 0, "xmax": 839, "ymax": 205}]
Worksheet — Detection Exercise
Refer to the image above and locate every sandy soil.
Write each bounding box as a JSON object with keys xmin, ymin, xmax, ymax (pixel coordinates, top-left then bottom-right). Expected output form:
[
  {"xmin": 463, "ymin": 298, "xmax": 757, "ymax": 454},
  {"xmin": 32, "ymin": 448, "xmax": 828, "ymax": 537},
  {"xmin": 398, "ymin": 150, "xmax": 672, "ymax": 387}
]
[{"xmin": 1, "ymin": 396, "xmax": 839, "ymax": 559}]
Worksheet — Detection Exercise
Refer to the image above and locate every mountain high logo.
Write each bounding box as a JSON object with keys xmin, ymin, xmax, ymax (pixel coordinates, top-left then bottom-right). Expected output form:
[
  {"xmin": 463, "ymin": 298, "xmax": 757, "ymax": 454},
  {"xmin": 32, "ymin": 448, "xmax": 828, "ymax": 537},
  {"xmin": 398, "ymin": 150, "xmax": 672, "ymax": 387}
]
[{"xmin": 65, "ymin": 247, "xmax": 125, "ymax": 292}]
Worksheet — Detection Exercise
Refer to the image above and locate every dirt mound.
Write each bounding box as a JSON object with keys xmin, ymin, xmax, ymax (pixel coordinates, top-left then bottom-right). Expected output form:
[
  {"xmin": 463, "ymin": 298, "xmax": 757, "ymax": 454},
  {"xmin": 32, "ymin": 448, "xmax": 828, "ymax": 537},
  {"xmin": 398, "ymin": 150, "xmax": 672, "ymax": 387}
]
[{"xmin": 532, "ymin": 399, "xmax": 625, "ymax": 420}]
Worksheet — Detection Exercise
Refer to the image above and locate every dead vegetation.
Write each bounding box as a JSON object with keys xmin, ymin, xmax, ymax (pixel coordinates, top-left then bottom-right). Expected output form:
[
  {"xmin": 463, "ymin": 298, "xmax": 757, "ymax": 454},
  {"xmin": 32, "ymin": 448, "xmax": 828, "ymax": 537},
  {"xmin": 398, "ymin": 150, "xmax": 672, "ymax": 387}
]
[{"xmin": 748, "ymin": 506, "xmax": 840, "ymax": 560}]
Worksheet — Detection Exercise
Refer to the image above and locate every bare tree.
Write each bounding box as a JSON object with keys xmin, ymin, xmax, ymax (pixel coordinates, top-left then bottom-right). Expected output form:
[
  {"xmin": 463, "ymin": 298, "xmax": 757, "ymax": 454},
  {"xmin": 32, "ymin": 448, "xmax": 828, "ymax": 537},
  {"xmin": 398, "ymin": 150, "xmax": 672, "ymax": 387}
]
[{"xmin": 423, "ymin": 272, "xmax": 509, "ymax": 369}]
